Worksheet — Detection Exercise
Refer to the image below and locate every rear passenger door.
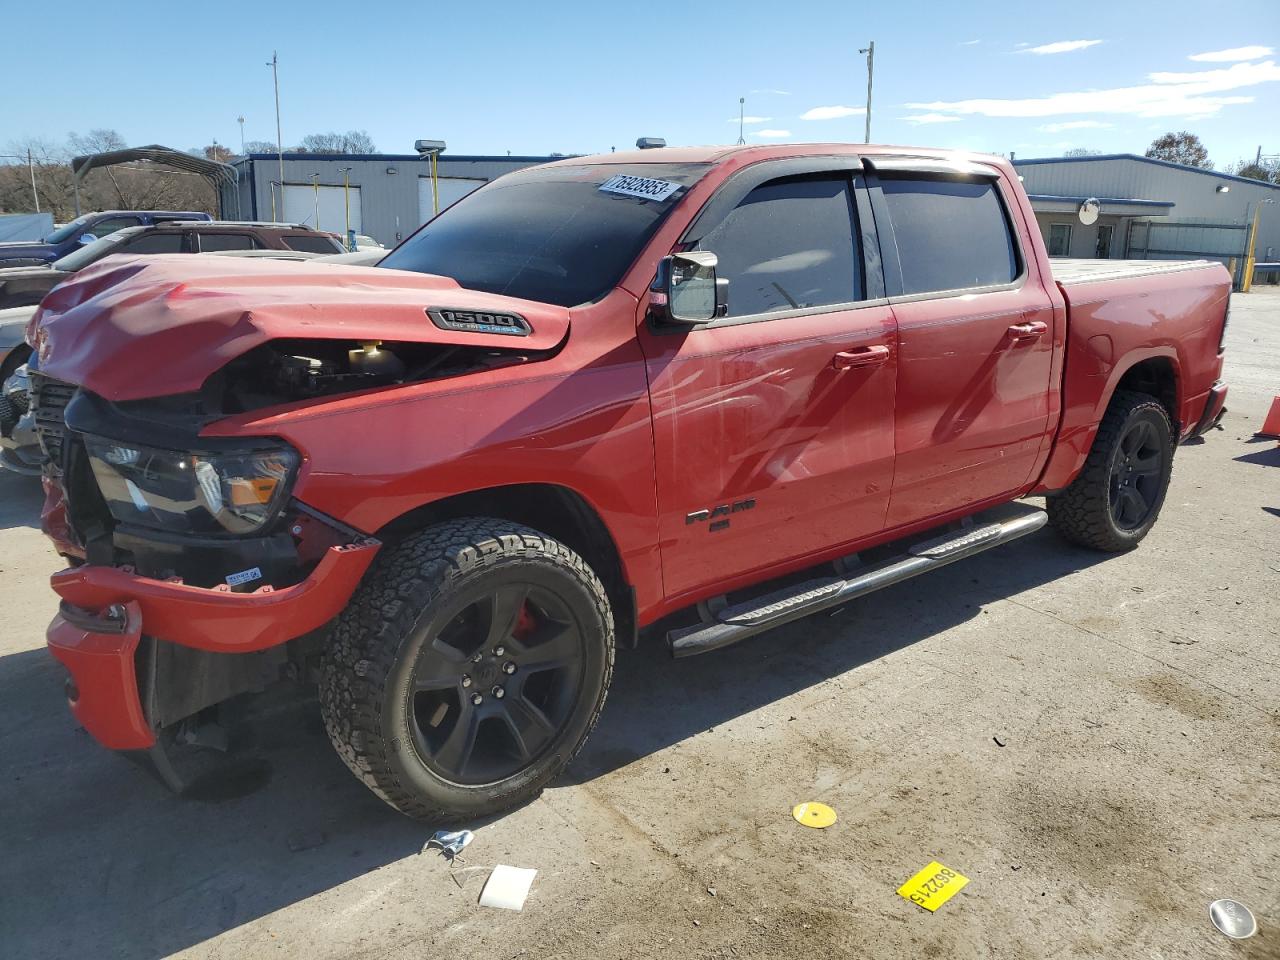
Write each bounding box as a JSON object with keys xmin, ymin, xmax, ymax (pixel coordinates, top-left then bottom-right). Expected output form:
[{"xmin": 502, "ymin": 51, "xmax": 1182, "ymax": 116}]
[
  {"xmin": 867, "ymin": 164, "xmax": 1056, "ymax": 527},
  {"xmin": 640, "ymin": 164, "xmax": 898, "ymax": 601}
]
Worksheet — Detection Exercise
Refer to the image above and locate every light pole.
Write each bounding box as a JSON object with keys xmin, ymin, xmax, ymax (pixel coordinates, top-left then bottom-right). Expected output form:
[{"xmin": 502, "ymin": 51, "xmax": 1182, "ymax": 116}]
[
  {"xmin": 737, "ymin": 97, "xmax": 746, "ymax": 145},
  {"xmin": 338, "ymin": 166, "xmax": 352, "ymax": 249},
  {"xmin": 858, "ymin": 41, "xmax": 875, "ymax": 143},
  {"xmin": 310, "ymin": 173, "xmax": 321, "ymax": 230},
  {"xmin": 1, "ymin": 152, "xmax": 40, "ymax": 212},
  {"xmin": 414, "ymin": 139, "xmax": 446, "ymax": 218},
  {"xmin": 267, "ymin": 51, "xmax": 284, "ymax": 222},
  {"xmin": 237, "ymin": 115, "xmax": 245, "ymax": 155},
  {"xmin": 269, "ymin": 180, "xmax": 279, "ymax": 222}
]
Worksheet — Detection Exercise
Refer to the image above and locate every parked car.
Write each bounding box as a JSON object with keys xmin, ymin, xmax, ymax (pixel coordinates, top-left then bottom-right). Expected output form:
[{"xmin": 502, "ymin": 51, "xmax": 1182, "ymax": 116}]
[
  {"xmin": 29, "ymin": 144, "xmax": 1229, "ymax": 820},
  {"xmin": 352, "ymin": 234, "xmax": 386, "ymax": 251},
  {"xmin": 0, "ymin": 221, "xmax": 344, "ymax": 309},
  {"xmin": 0, "ymin": 210, "xmax": 212, "ymax": 267}
]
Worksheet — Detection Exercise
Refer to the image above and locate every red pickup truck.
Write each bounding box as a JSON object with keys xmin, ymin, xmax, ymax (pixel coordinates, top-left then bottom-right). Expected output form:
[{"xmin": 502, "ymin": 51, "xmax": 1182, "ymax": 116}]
[{"xmin": 29, "ymin": 144, "xmax": 1229, "ymax": 820}]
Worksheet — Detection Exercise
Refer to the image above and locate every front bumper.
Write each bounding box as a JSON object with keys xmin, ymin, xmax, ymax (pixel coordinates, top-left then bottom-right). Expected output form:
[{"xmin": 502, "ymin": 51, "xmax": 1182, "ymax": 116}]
[{"xmin": 46, "ymin": 539, "xmax": 379, "ymax": 750}]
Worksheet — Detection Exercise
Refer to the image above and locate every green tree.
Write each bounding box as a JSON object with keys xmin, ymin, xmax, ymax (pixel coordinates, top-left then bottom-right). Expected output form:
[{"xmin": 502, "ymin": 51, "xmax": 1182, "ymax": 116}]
[{"xmin": 1145, "ymin": 131, "xmax": 1211, "ymax": 169}]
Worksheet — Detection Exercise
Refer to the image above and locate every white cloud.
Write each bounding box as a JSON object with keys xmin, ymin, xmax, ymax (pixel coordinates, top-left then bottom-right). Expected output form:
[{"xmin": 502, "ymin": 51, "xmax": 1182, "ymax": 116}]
[
  {"xmin": 728, "ymin": 116, "xmax": 772, "ymax": 124},
  {"xmin": 900, "ymin": 113, "xmax": 962, "ymax": 125},
  {"xmin": 960, "ymin": 39, "xmax": 981, "ymax": 46},
  {"xmin": 800, "ymin": 105, "xmax": 865, "ymax": 120},
  {"xmin": 752, "ymin": 129, "xmax": 792, "ymax": 138},
  {"xmin": 1039, "ymin": 120, "xmax": 1114, "ymax": 132},
  {"xmin": 1021, "ymin": 39, "xmax": 1103, "ymax": 55},
  {"xmin": 1189, "ymin": 45, "xmax": 1273, "ymax": 62},
  {"xmin": 908, "ymin": 59, "xmax": 1279, "ymax": 119},
  {"xmin": 751, "ymin": 88, "xmax": 791, "ymax": 96}
]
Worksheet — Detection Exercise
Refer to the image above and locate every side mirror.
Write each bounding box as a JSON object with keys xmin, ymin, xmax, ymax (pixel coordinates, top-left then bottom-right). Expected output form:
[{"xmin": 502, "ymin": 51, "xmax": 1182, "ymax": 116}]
[
  {"xmin": 78, "ymin": 233, "xmax": 97, "ymax": 245},
  {"xmin": 653, "ymin": 251, "xmax": 728, "ymax": 324}
]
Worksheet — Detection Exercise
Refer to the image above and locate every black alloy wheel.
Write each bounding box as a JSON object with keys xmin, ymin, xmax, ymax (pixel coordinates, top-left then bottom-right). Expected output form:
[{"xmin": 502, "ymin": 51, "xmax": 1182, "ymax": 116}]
[
  {"xmin": 410, "ymin": 582, "xmax": 586, "ymax": 785},
  {"xmin": 1108, "ymin": 418, "xmax": 1165, "ymax": 530}
]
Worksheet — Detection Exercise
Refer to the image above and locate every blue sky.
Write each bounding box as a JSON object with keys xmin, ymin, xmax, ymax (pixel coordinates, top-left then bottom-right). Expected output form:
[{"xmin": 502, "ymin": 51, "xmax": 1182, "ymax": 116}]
[{"xmin": 3, "ymin": 0, "xmax": 1276, "ymax": 168}]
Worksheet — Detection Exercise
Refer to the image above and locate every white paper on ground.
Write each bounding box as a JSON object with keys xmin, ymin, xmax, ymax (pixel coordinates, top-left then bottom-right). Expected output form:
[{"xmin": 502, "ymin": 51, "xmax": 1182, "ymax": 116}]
[{"xmin": 478, "ymin": 865, "xmax": 538, "ymax": 911}]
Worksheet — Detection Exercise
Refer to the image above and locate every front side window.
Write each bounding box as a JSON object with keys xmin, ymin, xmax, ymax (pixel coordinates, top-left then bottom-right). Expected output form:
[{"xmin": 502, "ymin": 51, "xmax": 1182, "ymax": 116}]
[
  {"xmin": 696, "ymin": 176, "xmax": 862, "ymax": 318},
  {"xmin": 880, "ymin": 177, "xmax": 1019, "ymax": 294},
  {"xmin": 284, "ymin": 234, "xmax": 344, "ymax": 254},
  {"xmin": 86, "ymin": 216, "xmax": 141, "ymax": 238},
  {"xmin": 1048, "ymin": 223, "xmax": 1072, "ymax": 257},
  {"xmin": 380, "ymin": 162, "xmax": 709, "ymax": 307}
]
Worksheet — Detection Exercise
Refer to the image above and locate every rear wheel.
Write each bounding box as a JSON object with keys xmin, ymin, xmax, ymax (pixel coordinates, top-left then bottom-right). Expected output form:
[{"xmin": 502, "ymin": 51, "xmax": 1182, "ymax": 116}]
[
  {"xmin": 320, "ymin": 518, "xmax": 614, "ymax": 820},
  {"xmin": 1048, "ymin": 390, "xmax": 1174, "ymax": 552}
]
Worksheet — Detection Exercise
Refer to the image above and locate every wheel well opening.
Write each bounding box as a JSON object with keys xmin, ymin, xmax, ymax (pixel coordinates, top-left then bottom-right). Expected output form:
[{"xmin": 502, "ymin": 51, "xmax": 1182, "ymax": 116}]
[
  {"xmin": 1115, "ymin": 358, "xmax": 1178, "ymax": 432},
  {"xmin": 377, "ymin": 484, "xmax": 638, "ymax": 646}
]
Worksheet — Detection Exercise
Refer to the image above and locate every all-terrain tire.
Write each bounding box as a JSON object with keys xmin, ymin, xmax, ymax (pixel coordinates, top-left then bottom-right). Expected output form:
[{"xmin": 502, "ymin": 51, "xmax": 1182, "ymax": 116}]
[
  {"xmin": 1048, "ymin": 390, "xmax": 1174, "ymax": 552},
  {"xmin": 319, "ymin": 517, "xmax": 614, "ymax": 821}
]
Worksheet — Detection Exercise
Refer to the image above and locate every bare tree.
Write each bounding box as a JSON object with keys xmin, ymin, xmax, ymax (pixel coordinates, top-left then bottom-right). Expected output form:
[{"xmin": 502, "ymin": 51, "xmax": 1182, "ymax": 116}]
[
  {"xmin": 1063, "ymin": 148, "xmax": 1103, "ymax": 157},
  {"xmin": 1145, "ymin": 131, "xmax": 1211, "ymax": 169},
  {"xmin": 243, "ymin": 140, "xmax": 280, "ymax": 154},
  {"xmin": 298, "ymin": 130, "xmax": 377, "ymax": 154}
]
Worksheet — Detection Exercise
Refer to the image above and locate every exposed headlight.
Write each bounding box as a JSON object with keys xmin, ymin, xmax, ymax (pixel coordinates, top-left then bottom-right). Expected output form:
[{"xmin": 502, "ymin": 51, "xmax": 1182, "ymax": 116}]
[{"xmin": 84, "ymin": 437, "xmax": 299, "ymax": 535}]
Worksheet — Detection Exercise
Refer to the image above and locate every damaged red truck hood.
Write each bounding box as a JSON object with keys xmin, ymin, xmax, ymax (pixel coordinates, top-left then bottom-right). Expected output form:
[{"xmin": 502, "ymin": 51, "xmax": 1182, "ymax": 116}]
[{"xmin": 32, "ymin": 255, "xmax": 571, "ymax": 402}]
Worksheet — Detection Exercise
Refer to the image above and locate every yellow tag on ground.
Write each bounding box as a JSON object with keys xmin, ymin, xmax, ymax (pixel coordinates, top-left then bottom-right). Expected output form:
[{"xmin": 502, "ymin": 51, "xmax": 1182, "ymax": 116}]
[
  {"xmin": 791, "ymin": 801, "xmax": 837, "ymax": 828},
  {"xmin": 897, "ymin": 861, "xmax": 969, "ymax": 912}
]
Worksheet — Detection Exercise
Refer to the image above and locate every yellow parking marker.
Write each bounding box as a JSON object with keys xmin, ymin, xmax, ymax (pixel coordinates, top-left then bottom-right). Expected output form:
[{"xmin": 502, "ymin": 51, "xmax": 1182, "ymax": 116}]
[
  {"xmin": 897, "ymin": 861, "xmax": 969, "ymax": 912},
  {"xmin": 791, "ymin": 801, "xmax": 837, "ymax": 828}
]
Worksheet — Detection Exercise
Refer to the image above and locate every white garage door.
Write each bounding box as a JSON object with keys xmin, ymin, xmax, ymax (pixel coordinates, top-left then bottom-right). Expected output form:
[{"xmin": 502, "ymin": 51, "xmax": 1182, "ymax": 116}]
[
  {"xmin": 418, "ymin": 177, "xmax": 486, "ymax": 224},
  {"xmin": 282, "ymin": 184, "xmax": 362, "ymax": 238}
]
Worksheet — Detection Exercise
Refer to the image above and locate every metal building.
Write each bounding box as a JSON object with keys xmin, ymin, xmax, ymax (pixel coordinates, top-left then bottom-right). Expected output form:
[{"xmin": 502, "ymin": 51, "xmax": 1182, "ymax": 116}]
[
  {"xmin": 1013, "ymin": 153, "xmax": 1280, "ymax": 286},
  {"xmin": 220, "ymin": 152, "xmax": 561, "ymax": 248}
]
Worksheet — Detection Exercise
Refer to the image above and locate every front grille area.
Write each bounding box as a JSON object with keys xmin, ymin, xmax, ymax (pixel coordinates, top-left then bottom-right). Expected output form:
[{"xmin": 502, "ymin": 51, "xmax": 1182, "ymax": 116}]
[{"xmin": 30, "ymin": 374, "xmax": 77, "ymax": 474}]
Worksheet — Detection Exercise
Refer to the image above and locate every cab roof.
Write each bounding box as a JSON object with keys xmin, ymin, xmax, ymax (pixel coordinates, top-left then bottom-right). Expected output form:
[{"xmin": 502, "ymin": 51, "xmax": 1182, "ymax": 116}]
[{"xmin": 550, "ymin": 142, "xmax": 1009, "ymax": 168}]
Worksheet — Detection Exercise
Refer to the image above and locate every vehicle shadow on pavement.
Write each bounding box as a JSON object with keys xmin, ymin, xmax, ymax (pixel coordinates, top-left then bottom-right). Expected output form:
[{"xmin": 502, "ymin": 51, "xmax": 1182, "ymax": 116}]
[
  {"xmin": 565, "ymin": 529, "xmax": 1111, "ymax": 784},
  {"xmin": 0, "ymin": 470, "xmax": 42, "ymax": 530},
  {"xmin": 0, "ymin": 522, "xmax": 1109, "ymax": 960}
]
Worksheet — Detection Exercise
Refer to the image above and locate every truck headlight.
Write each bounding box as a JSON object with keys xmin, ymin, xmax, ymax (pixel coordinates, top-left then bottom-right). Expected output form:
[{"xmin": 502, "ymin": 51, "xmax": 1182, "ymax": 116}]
[{"xmin": 83, "ymin": 437, "xmax": 299, "ymax": 535}]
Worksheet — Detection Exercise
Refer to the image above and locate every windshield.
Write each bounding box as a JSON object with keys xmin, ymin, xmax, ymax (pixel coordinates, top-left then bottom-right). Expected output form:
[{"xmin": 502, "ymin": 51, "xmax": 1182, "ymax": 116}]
[
  {"xmin": 44, "ymin": 215, "xmax": 93, "ymax": 244},
  {"xmin": 51, "ymin": 229, "xmax": 135, "ymax": 271},
  {"xmin": 379, "ymin": 162, "xmax": 709, "ymax": 307}
]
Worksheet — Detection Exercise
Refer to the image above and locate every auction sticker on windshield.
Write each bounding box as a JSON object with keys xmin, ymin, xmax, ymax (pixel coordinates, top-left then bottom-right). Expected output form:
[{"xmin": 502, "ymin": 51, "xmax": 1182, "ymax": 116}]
[{"xmin": 598, "ymin": 175, "xmax": 682, "ymax": 202}]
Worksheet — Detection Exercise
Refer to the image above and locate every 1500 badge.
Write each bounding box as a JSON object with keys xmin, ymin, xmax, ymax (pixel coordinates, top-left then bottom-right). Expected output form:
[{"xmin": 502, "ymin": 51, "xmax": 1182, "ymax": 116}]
[
  {"xmin": 427, "ymin": 307, "xmax": 531, "ymax": 336},
  {"xmin": 686, "ymin": 498, "xmax": 755, "ymax": 532}
]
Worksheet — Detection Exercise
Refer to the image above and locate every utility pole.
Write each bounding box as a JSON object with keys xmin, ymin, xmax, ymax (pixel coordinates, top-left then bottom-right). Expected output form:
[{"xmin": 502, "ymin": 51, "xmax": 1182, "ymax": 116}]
[
  {"xmin": 268, "ymin": 51, "xmax": 284, "ymax": 222},
  {"xmin": 338, "ymin": 166, "xmax": 352, "ymax": 249},
  {"xmin": 27, "ymin": 148, "xmax": 39, "ymax": 213},
  {"xmin": 237, "ymin": 115, "xmax": 246, "ymax": 155},
  {"xmin": 737, "ymin": 97, "xmax": 746, "ymax": 145},
  {"xmin": 858, "ymin": 41, "xmax": 875, "ymax": 143},
  {"xmin": 310, "ymin": 173, "xmax": 320, "ymax": 230}
]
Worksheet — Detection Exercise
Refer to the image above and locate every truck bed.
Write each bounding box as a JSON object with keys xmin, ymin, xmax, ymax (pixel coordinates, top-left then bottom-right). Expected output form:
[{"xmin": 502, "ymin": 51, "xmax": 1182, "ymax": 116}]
[{"xmin": 1050, "ymin": 257, "xmax": 1220, "ymax": 286}]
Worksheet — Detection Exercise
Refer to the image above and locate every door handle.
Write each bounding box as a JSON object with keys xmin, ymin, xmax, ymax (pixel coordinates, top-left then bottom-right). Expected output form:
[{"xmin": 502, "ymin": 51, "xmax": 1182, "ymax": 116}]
[
  {"xmin": 1007, "ymin": 320, "xmax": 1048, "ymax": 341},
  {"xmin": 832, "ymin": 345, "xmax": 891, "ymax": 370}
]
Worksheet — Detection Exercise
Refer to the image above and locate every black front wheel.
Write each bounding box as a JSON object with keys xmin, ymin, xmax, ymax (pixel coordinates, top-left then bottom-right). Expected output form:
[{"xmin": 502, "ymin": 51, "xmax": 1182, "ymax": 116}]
[
  {"xmin": 320, "ymin": 518, "xmax": 614, "ymax": 821},
  {"xmin": 1049, "ymin": 390, "xmax": 1175, "ymax": 552}
]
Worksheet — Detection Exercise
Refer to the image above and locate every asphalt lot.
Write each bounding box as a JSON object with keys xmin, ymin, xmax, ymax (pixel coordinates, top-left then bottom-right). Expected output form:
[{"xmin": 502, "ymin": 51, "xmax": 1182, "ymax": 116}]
[{"xmin": 1, "ymin": 290, "xmax": 1277, "ymax": 960}]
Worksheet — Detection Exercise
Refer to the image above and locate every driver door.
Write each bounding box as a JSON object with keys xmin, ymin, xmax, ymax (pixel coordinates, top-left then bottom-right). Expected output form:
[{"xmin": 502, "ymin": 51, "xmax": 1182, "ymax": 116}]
[{"xmin": 638, "ymin": 167, "xmax": 898, "ymax": 603}]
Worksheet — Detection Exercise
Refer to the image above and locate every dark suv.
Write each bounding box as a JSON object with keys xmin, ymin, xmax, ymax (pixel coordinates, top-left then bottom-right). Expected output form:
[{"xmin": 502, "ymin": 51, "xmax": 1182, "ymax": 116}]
[
  {"xmin": 0, "ymin": 210, "xmax": 213, "ymax": 267},
  {"xmin": 0, "ymin": 221, "xmax": 345, "ymax": 309}
]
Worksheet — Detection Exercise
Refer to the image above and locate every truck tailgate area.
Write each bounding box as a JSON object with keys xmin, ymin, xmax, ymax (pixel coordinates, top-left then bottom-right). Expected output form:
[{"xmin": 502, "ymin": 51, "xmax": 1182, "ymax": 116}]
[{"xmin": 1050, "ymin": 257, "xmax": 1221, "ymax": 285}]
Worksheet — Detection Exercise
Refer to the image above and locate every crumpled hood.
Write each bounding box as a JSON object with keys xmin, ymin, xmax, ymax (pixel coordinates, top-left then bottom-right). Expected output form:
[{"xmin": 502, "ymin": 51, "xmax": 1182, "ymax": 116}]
[{"xmin": 32, "ymin": 254, "xmax": 571, "ymax": 402}]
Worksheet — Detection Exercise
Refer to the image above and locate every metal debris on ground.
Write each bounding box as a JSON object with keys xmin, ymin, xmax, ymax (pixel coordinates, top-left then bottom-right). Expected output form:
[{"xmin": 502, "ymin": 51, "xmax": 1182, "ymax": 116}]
[
  {"xmin": 479, "ymin": 865, "xmax": 538, "ymax": 911},
  {"xmin": 1209, "ymin": 899, "xmax": 1257, "ymax": 939},
  {"xmin": 424, "ymin": 829, "xmax": 475, "ymax": 861},
  {"xmin": 792, "ymin": 801, "xmax": 838, "ymax": 828},
  {"xmin": 993, "ymin": 735, "xmax": 1007, "ymax": 747},
  {"xmin": 897, "ymin": 861, "xmax": 970, "ymax": 912}
]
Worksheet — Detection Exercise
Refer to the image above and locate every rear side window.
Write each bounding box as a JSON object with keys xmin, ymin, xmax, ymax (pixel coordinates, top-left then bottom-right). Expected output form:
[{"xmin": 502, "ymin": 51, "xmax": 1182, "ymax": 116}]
[
  {"xmin": 118, "ymin": 233, "xmax": 186, "ymax": 254},
  {"xmin": 697, "ymin": 176, "xmax": 861, "ymax": 317},
  {"xmin": 198, "ymin": 233, "xmax": 260, "ymax": 252},
  {"xmin": 284, "ymin": 234, "xmax": 344, "ymax": 254},
  {"xmin": 880, "ymin": 178, "xmax": 1018, "ymax": 295}
]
